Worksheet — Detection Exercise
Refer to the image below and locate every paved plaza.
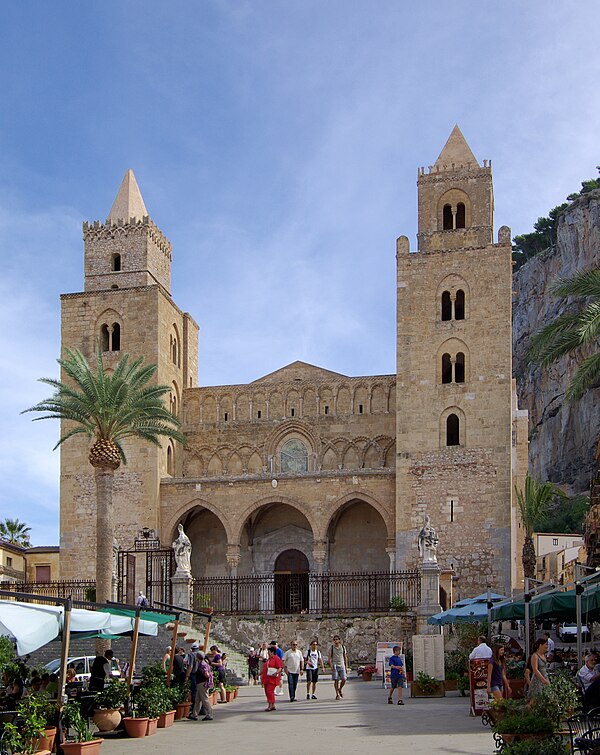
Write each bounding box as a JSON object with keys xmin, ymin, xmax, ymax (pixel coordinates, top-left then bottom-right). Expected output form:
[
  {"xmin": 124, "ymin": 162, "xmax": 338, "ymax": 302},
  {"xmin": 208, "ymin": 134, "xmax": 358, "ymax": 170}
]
[{"xmin": 100, "ymin": 678, "xmax": 494, "ymax": 755}]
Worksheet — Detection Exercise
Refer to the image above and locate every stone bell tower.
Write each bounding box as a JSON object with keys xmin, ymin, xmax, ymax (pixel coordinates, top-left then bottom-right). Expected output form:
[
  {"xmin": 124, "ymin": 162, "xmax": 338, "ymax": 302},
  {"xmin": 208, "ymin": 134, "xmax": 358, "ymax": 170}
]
[
  {"xmin": 59, "ymin": 170, "xmax": 199, "ymax": 580},
  {"xmin": 394, "ymin": 126, "xmax": 520, "ymax": 596}
]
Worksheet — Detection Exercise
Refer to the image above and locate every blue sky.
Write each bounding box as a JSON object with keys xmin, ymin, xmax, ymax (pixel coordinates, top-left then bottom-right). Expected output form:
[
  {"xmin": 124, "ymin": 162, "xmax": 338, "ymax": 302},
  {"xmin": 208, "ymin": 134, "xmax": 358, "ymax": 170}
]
[{"xmin": 1, "ymin": 1, "xmax": 599, "ymax": 546}]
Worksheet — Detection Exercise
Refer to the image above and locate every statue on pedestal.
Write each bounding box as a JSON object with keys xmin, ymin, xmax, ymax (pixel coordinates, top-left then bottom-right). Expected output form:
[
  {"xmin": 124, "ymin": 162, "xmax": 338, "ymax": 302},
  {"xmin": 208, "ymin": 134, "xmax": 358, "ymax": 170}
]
[
  {"xmin": 417, "ymin": 515, "xmax": 439, "ymax": 564},
  {"xmin": 172, "ymin": 523, "xmax": 192, "ymax": 575}
]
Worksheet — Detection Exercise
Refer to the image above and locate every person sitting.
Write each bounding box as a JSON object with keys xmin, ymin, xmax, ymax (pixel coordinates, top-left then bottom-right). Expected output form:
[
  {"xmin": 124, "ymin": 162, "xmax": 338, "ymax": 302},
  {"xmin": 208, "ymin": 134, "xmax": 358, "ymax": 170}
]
[{"xmin": 578, "ymin": 653, "xmax": 600, "ymax": 709}]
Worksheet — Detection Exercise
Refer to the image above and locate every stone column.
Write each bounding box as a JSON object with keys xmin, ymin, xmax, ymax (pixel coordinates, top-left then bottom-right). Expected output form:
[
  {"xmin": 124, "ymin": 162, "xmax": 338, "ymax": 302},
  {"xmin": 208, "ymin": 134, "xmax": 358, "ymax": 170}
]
[
  {"xmin": 226, "ymin": 544, "xmax": 241, "ymax": 578},
  {"xmin": 386, "ymin": 546, "xmax": 396, "ymax": 573},
  {"xmin": 416, "ymin": 561, "xmax": 442, "ymax": 635},
  {"xmin": 313, "ymin": 540, "xmax": 327, "ymax": 573},
  {"xmin": 171, "ymin": 569, "xmax": 193, "ymax": 622},
  {"xmin": 311, "ymin": 540, "xmax": 327, "ymax": 612}
]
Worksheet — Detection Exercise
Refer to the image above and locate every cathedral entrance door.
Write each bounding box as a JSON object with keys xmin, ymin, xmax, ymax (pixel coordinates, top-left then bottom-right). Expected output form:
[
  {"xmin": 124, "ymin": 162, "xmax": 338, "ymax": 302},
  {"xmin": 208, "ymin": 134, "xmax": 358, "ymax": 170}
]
[{"xmin": 274, "ymin": 549, "xmax": 309, "ymax": 614}]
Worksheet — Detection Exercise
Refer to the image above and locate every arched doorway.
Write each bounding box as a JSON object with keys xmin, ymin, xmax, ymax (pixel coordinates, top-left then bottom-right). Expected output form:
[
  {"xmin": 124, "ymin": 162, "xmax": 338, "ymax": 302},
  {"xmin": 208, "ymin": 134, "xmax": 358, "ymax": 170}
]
[{"xmin": 274, "ymin": 548, "xmax": 309, "ymax": 614}]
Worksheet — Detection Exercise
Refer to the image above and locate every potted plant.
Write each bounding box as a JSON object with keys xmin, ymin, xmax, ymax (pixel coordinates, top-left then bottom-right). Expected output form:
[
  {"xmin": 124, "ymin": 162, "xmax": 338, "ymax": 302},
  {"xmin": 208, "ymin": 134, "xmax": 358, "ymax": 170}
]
[
  {"xmin": 16, "ymin": 694, "xmax": 57, "ymax": 753},
  {"xmin": 170, "ymin": 682, "xmax": 191, "ymax": 720},
  {"xmin": 61, "ymin": 700, "xmax": 103, "ymax": 754},
  {"xmin": 361, "ymin": 664, "xmax": 378, "ymax": 682},
  {"xmin": 506, "ymin": 656, "xmax": 527, "ymax": 699},
  {"xmin": 538, "ymin": 671, "xmax": 580, "ymax": 727},
  {"xmin": 444, "ymin": 670, "xmax": 460, "ymax": 691},
  {"xmin": 493, "ymin": 708, "xmax": 555, "ymax": 744},
  {"xmin": 122, "ymin": 694, "xmax": 149, "ymax": 738},
  {"xmin": 497, "ymin": 739, "xmax": 569, "ymax": 754},
  {"xmin": 93, "ymin": 678, "xmax": 129, "ymax": 732},
  {"xmin": 1, "ymin": 721, "xmax": 50, "ymax": 755},
  {"xmin": 389, "ymin": 595, "xmax": 409, "ymax": 612},
  {"xmin": 411, "ymin": 671, "xmax": 445, "ymax": 698},
  {"xmin": 136, "ymin": 684, "xmax": 166, "ymax": 736}
]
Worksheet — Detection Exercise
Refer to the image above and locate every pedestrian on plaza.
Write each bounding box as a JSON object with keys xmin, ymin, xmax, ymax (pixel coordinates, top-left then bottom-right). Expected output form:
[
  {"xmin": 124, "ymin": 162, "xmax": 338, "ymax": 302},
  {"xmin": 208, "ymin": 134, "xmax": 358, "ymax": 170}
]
[
  {"xmin": 257, "ymin": 642, "xmax": 269, "ymax": 682},
  {"xmin": 528, "ymin": 637, "xmax": 550, "ymax": 700},
  {"xmin": 209, "ymin": 645, "xmax": 227, "ymax": 703},
  {"xmin": 283, "ymin": 640, "xmax": 304, "ymax": 702},
  {"xmin": 188, "ymin": 651, "xmax": 214, "ymax": 721},
  {"xmin": 248, "ymin": 648, "xmax": 260, "ymax": 685},
  {"xmin": 135, "ymin": 591, "xmax": 149, "ymax": 608},
  {"xmin": 544, "ymin": 631, "xmax": 556, "ymax": 656},
  {"xmin": 329, "ymin": 635, "xmax": 348, "ymax": 700},
  {"xmin": 387, "ymin": 646, "xmax": 405, "ymax": 705},
  {"xmin": 162, "ymin": 645, "xmax": 172, "ymax": 673},
  {"xmin": 304, "ymin": 639, "xmax": 325, "ymax": 700},
  {"xmin": 186, "ymin": 643, "xmax": 200, "ymax": 708},
  {"xmin": 469, "ymin": 635, "xmax": 493, "ymax": 660},
  {"xmin": 270, "ymin": 640, "xmax": 284, "ymax": 696},
  {"xmin": 172, "ymin": 647, "xmax": 187, "ymax": 687},
  {"xmin": 486, "ymin": 644, "xmax": 511, "ymax": 701},
  {"xmin": 89, "ymin": 649, "xmax": 114, "ymax": 692},
  {"xmin": 261, "ymin": 645, "xmax": 284, "ymax": 711}
]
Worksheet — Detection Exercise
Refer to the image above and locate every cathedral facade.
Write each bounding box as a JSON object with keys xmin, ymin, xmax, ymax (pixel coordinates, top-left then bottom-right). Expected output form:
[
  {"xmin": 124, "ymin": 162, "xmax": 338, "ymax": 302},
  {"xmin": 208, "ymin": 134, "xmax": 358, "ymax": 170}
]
[{"xmin": 59, "ymin": 127, "xmax": 528, "ymax": 598}]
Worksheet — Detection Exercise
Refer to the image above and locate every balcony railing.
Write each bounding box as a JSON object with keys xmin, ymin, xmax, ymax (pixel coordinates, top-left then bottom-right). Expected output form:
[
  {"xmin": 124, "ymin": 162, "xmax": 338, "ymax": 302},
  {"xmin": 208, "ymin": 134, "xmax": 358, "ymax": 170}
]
[
  {"xmin": 192, "ymin": 570, "xmax": 420, "ymax": 615},
  {"xmin": 0, "ymin": 579, "xmax": 95, "ymax": 603}
]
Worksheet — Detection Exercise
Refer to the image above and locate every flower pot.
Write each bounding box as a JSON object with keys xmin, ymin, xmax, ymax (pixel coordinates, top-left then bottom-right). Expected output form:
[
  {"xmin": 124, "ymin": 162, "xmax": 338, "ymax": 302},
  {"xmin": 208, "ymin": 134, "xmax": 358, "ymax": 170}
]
[
  {"xmin": 93, "ymin": 708, "xmax": 122, "ymax": 732},
  {"xmin": 61, "ymin": 740, "xmax": 103, "ymax": 755},
  {"xmin": 184, "ymin": 638, "xmax": 197, "ymax": 644},
  {"xmin": 233, "ymin": 688, "xmax": 239, "ymax": 699},
  {"xmin": 225, "ymin": 690, "xmax": 234, "ymax": 702},
  {"xmin": 177, "ymin": 631, "xmax": 186, "ymax": 637},
  {"xmin": 123, "ymin": 716, "xmax": 149, "ymax": 738},
  {"xmin": 38, "ymin": 726, "xmax": 57, "ymax": 751},
  {"xmin": 146, "ymin": 717, "xmax": 158, "ymax": 736},
  {"xmin": 210, "ymin": 692, "xmax": 218, "ymax": 706},
  {"xmin": 362, "ymin": 671, "xmax": 373, "ymax": 682},
  {"xmin": 410, "ymin": 681, "xmax": 445, "ymax": 698},
  {"xmin": 175, "ymin": 702, "xmax": 191, "ymax": 720},
  {"xmin": 157, "ymin": 710, "xmax": 176, "ymax": 728}
]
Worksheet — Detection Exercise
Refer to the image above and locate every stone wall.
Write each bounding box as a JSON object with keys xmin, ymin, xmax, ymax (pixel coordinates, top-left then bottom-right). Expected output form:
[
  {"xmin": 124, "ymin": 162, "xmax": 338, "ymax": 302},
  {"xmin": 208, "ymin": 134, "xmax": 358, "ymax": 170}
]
[
  {"xmin": 513, "ymin": 190, "xmax": 600, "ymax": 493},
  {"xmin": 208, "ymin": 613, "xmax": 417, "ymax": 663}
]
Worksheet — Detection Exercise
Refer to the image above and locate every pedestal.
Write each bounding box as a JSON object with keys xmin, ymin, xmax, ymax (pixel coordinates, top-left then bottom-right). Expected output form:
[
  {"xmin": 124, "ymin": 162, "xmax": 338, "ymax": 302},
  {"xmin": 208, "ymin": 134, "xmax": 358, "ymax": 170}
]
[
  {"xmin": 171, "ymin": 570, "xmax": 192, "ymax": 621},
  {"xmin": 417, "ymin": 562, "xmax": 442, "ymax": 635}
]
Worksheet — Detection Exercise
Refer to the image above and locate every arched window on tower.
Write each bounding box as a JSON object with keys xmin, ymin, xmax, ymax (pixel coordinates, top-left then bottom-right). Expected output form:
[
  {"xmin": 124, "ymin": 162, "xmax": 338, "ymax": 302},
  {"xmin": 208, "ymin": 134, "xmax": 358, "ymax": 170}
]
[
  {"xmin": 167, "ymin": 443, "xmax": 174, "ymax": 476},
  {"xmin": 111, "ymin": 253, "xmax": 121, "ymax": 272},
  {"xmin": 441, "ymin": 353, "xmax": 452, "ymax": 384},
  {"xmin": 455, "ymin": 352, "xmax": 465, "ymax": 383},
  {"xmin": 456, "ymin": 202, "xmax": 466, "ymax": 229},
  {"xmin": 100, "ymin": 324, "xmax": 110, "ymax": 352},
  {"xmin": 441, "ymin": 291, "xmax": 452, "ymax": 321},
  {"xmin": 455, "ymin": 289, "xmax": 465, "ymax": 320},
  {"xmin": 446, "ymin": 414, "xmax": 460, "ymax": 446},
  {"xmin": 443, "ymin": 204, "xmax": 453, "ymax": 230},
  {"xmin": 111, "ymin": 323, "xmax": 121, "ymax": 351}
]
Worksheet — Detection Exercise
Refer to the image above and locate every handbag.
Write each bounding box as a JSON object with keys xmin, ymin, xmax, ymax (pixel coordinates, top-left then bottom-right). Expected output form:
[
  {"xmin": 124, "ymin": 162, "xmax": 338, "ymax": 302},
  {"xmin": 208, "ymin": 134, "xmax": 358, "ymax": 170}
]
[{"xmin": 267, "ymin": 666, "xmax": 279, "ymax": 677}]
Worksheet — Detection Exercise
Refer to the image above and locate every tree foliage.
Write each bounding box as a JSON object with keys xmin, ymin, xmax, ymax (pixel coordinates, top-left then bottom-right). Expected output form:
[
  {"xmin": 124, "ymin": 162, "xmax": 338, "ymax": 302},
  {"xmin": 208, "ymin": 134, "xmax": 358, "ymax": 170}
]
[
  {"xmin": 0, "ymin": 518, "xmax": 31, "ymax": 547},
  {"xmin": 536, "ymin": 494, "xmax": 590, "ymax": 535},
  {"xmin": 512, "ymin": 166, "xmax": 600, "ymax": 270}
]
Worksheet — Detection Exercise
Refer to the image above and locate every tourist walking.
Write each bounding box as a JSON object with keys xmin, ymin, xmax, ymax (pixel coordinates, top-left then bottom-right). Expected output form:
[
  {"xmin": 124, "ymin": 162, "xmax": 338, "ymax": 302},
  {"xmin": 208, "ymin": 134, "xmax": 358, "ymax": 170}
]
[
  {"xmin": 257, "ymin": 642, "xmax": 269, "ymax": 681},
  {"xmin": 283, "ymin": 640, "xmax": 304, "ymax": 702},
  {"xmin": 186, "ymin": 643, "xmax": 200, "ymax": 708},
  {"xmin": 162, "ymin": 645, "xmax": 172, "ymax": 673},
  {"xmin": 248, "ymin": 647, "xmax": 260, "ymax": 685},
  {"xmin": 387, "ymin": 646, "xmax": 405, "ymax": 705},
  {"xmin": 528, "ymin": 637, "xmax": 550, "ymax": 700},
  {"xmin": 172, "ymin": 647, "xmax": 187, "ymax": 687},
  {"xmin": 209, "ymin": 645, "xmax": 227, "ymax": 703},
  {"xmin": 261, "ymin": 645, "xmax": 284, "ymax": 711},
  {"xmin": 329, "ymin": 635, "xmax": 348, "ymax": 700},
  {"xmin": 188, "ymin": 651, "xmax": 214, "ymax": 721},
  {"xmin": 486, "ymin": 644, "xmax": 511, "ymax": 701},
  {"xmin": 304, "ymin": 639, "xmax": 325, "ymax": 699},
  {"xmin": 270, "ymin": 641, "xmax": 284, "ymax": 696}
]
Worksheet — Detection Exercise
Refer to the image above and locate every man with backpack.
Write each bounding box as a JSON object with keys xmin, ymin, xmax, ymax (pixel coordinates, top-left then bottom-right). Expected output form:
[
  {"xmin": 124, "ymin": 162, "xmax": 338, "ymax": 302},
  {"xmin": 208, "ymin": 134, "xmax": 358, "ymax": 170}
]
[
  {"xmin": 304, "ymin": 639, "xmax": 325, "ymax": 699},
  {"xmin": 188, "ymin": 650, "xmax": 214, "ymax": 721},
  {"xmin": 329, "ymin": 635, "xmax": 348, "ymax": 700}
]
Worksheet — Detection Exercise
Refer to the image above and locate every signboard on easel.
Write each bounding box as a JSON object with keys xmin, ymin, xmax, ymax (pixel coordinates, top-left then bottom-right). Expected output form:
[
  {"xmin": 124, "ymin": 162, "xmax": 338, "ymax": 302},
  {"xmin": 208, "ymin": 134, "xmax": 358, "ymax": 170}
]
[
  {"xmin": 469, "ymin": 659, "xmax": 491, "ymax": 716},
  {"xmin": 412, "ymin": 634, "xmax": 445, "ymax": 680},
  {"xmin": 376, "ymin": 642, "xmax": 403, "ymax": 688}
]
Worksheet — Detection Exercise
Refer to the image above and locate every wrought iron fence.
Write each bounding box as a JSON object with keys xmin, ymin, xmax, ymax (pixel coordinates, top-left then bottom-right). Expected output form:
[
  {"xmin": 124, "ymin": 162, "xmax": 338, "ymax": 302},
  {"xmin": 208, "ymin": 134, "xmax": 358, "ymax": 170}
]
[
  {"xmin": 0, "ymin": 579, "xmax": 96, "ymax": 603},
  {"xmin": 192, "ymin": 570, "xmax": 420, "ymax": 615}
]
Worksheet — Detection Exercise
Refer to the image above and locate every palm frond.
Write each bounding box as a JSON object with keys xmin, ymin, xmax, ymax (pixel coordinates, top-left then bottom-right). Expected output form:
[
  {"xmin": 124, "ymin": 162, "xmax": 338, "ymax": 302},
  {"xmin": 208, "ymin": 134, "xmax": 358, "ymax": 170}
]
[
  {"xmin": 551, "ymin": 268, "xmax": 600, "ymax": 299},
  {"xmin": 566, "ymin": 352, "xmax": 600, "ymax": 402},
  {"xmin": 527, "ymin": 313, "xmax": 584, "ymax": 365}
]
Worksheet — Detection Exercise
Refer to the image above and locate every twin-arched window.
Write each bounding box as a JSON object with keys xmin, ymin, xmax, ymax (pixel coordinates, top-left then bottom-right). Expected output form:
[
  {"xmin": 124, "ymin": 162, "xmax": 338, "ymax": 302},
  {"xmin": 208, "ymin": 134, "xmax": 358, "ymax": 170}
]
[
  {"xmin": 100, "ymin": 322, "xmax": 121, "ymax": 352},
  {"xmin": 441, "ymin": 289, "xmax": 465, "ymax": 321},
  {"xmin": 441, "ymin": 352, "xmax": 465, "ymax": 384},
  {"xmin": 442, "ymin": 202, "xmax": 466, "ymax": 230}
]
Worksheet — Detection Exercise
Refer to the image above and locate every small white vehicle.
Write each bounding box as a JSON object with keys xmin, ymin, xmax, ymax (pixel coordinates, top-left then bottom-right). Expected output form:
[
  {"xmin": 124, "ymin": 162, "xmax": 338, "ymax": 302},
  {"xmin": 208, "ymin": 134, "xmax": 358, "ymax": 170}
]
[
  {"xmin": 558, "ymin": 623, "xmax": 591, "ymax": 642},
  {"xmin": 44, "ymin": 656, "xmax": 121, "ymax": 682}
]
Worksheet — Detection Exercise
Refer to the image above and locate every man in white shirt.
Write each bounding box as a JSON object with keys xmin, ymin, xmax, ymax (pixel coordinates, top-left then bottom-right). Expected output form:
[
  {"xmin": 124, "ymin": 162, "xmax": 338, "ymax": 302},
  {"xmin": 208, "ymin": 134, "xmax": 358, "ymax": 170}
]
[
  {"xmin": 469, "ymin": 636, "xmax": 493, "ymax": 660},
  {"xmin": 282, "ymin": 640, "xmax": 304, "ymax": 702},
  {"xmin": 544, "ymin": 632, "xmax": 556, "ymax": 655}
]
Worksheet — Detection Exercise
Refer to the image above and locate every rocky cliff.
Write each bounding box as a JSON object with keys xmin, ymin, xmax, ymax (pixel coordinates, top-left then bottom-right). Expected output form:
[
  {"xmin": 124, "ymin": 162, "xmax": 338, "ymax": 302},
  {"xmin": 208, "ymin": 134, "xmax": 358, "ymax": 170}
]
[{"xmin": 513, "ymin": 190, "xmax": 600, "ymax": 494}]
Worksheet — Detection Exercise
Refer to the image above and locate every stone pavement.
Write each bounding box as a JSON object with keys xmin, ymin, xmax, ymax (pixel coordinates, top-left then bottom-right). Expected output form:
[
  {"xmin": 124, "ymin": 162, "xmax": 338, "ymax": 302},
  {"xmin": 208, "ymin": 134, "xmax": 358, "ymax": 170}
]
[{"xmin": 99, "ymin": 678, "xmax": 494, "ymax": 755}]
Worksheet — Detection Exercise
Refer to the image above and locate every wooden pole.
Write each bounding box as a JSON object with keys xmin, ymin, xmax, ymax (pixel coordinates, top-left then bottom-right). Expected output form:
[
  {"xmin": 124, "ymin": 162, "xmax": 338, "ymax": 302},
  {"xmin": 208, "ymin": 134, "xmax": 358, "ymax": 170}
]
[
  {"xmin": 203, "ymin": 615, "xmax": 212, "ymax": 652},
  {"xmin": 127, "ymin": 607, "xmax": 141, "ymax": 690},
  {"xmin": 166, "ymin": 620, "xmax": 179, "ymax": 687}
]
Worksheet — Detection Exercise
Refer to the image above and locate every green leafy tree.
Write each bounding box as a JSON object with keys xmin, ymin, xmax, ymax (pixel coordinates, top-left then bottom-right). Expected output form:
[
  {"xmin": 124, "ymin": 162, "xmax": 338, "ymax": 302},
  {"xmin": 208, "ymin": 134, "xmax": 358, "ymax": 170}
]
[
  {"xmin": 515, "ymin": 474, "xmax": 567, "ymax": 579},
  {"xmin": 536, "ymin": 494, "xmax": 590, "ymax": 535},
  {"xmin": 23, "ymin": 348, "xmax": 185, "ymax": 613},
  {"xmin": 527, "ymin": 267, "xmax": 600, "ymax": 402},
  {"xmin": 0, "ymin": 518, "xmax": 31, "ymax": 546}
]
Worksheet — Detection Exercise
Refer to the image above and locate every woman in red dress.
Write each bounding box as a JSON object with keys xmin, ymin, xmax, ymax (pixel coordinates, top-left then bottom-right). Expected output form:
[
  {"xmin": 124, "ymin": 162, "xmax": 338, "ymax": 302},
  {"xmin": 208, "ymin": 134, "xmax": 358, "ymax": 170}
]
[{"xmin": 261, "ymin": 645, "xmax": 284, "ymax": 711}]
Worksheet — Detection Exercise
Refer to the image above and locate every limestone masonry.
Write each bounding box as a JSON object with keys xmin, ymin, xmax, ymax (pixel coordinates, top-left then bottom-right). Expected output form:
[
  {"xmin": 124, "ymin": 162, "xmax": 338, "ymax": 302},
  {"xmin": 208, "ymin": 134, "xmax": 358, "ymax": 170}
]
[{"xmin": 59, "ymin": 127, "xmax": 528, "ymax": 598}]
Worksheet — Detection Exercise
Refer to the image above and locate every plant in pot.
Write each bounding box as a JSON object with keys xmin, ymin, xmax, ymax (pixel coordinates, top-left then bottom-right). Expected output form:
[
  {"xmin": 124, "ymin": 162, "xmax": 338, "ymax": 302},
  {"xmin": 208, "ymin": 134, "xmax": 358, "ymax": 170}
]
[
  {"xmin": 505, "ymin": 656, "xmax": 526, "ymax": 699},
  {"xmin": 136, "ymin": 684, "xmax": 166, "ymax": 736},
  {"xmin": 361, "ymin": 664, "xmax": 378, "ymax": 682},
  {"xmin": 18, "ymin": 694, "xmax": 58, "ymax": 752},
  {"xmin": 537, "ymin": 670, "xmax": 580, "ymax": 727},
  {"xmin": 412, "ymin": 672, "xmax": 444, "ymax": 698},
  {"xmin": 172, "ymin": 681, "xmax": 191, "ymax": 720},
  {"xmin": 498, "ymin": 739, "xmax": 570, "ymax": 754},
  {"xmin": 493, "ymin": 708, "xmax": 555, "ymax": 744},
  {"xmin": 122, "ymin": 693, "xmax": 149, "ymax": 739},
  {"xmin": 389, "ymin": 596, "xmax": 409, "ymax": 612},
  {"xmin": 93, "ymin": 679, "xmax": 129, "ymax": 732},
  {"xmin": 61, "ymin": 700, "xmax": 102, "ymax": 755},
  {"xmin": 444, "ymin": 649, "xmax": 469, "ymax": 693},
  {"xmin": 1, "ymin": 719, "xmax": 48, "ymax": 755}
]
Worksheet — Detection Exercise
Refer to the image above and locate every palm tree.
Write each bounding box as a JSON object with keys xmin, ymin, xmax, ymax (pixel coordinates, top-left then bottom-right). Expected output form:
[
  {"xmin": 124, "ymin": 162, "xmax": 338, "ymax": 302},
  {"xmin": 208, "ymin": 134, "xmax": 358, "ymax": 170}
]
[
  {"xmin": 515, "ymin": 474, "xmax": 567, "ymax": 579},
  {"xmin": 0, "ymin": 518, "xmax": 31, "ymax": 547},
  {"xmin": 23, "ymin": 348, "xmax": 185, "ymax": 609},
  {"xmin": 528, "ymin": 267, "xmax": 600, "ymax": 402}
]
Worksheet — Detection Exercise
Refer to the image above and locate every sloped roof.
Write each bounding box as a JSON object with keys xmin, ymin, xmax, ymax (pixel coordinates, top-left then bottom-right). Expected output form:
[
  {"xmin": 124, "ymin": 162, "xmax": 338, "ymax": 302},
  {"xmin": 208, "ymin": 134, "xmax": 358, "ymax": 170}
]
[
  {"xmin": 434, "ymin": 125, "xmax": 479, "ymax": 168},
  {"xmin": 251, "ymin": 360, "xmax": 347, "ymax": 384}
]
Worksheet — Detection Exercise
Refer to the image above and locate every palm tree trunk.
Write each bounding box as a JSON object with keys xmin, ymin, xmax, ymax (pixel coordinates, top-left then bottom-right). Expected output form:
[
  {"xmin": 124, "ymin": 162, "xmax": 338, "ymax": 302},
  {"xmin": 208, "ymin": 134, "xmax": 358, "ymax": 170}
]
[
  {"xmin": 522, "ymin": 535, "xmax": 536, "ymax": 580},
  {"xmin": 95, "ymin": 466, "xmax": 115, "ymax": 653}
]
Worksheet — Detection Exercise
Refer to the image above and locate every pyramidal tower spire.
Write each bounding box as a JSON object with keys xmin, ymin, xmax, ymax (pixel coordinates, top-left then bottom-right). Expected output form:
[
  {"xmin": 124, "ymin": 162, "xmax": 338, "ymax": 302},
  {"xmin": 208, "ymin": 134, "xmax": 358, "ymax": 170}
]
[
  {"xmin": 107, "ymin": 169, "xmax": 148, "ymax": 223},
  {"xmin": 434, "ymin": 125, "xmax": 478, "ymax": 169}
]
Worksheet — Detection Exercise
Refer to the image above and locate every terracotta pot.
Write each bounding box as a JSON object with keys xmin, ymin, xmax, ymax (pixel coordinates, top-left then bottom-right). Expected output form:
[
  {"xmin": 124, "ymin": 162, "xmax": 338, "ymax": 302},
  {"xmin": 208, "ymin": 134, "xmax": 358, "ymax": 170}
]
[
  {"xmin": 362, "ymin": 671, "xmax": 373, "ymax": 682},
  {"xmin": 210, "ymin": 692, "xmax": 218, "ymax": 706},
  {"xmin": 184, "ymin": 638, "xmax": 197, "ymax": 644},
  {"xmin": 123, "ymin": 716, "xmax": 149, "ymax": 738},
  {"xmin": 93, "ymin": 708, "xmax": 122, "ymax": 732},
  {"xmin": 225, "ymin": 690, "xmax": 234, "ymax": 702},
  {"xmin": 37, "ymin": 726, "xmax": 57, "ymax": 751},
  {"xmin": 146, "ymin": 717, "xmax": 158, "ymax": 736},
  {"xmin": 177, "ymin": 632, "xmax": 186, "ymax": 637},
  {"xmin": 157, "ymin": 710, "xmax": 176, "ymax": 728},
  {"xmin": 175, "ymin": 701, "xmax": 191, "ymax": 720},
  {"xmin": 233, "ymin": 688, "xmax": 239, "ymax": 699},
  {"xmin": 61, "ymin": 740, "xmax": 103, "ymax": 755}
]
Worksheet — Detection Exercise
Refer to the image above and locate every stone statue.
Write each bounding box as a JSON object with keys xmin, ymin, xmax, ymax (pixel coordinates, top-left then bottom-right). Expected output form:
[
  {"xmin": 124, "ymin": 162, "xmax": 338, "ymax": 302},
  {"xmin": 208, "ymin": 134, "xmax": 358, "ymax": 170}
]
[
  {"xmin": 172, "ymin": 523, "xmax": 192, "ymax": 575},
  {"xmin": 417, "ymin": 515, "xmax": 439, "ymax": 564}
]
